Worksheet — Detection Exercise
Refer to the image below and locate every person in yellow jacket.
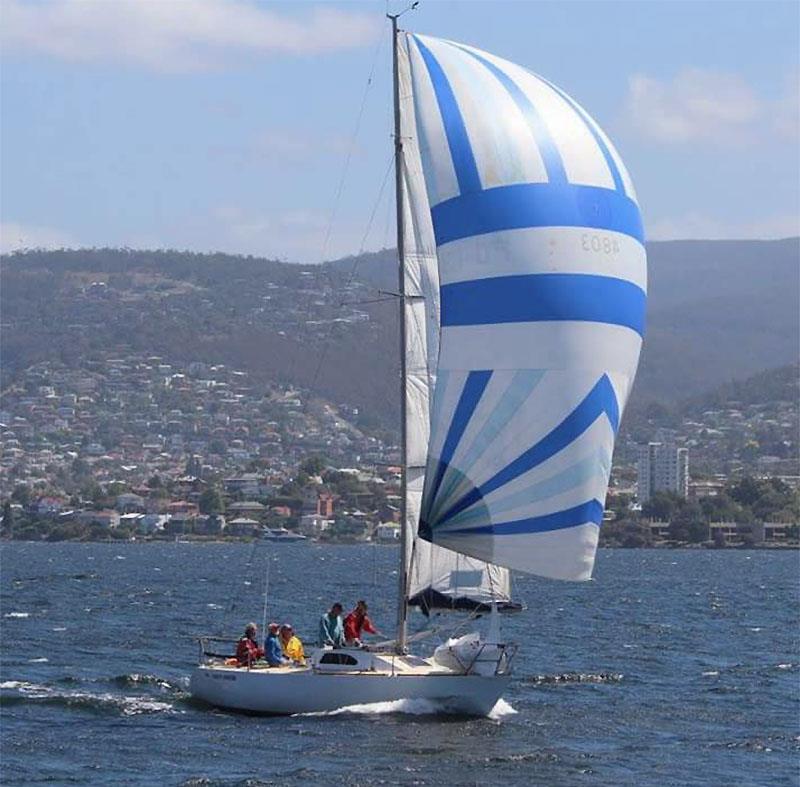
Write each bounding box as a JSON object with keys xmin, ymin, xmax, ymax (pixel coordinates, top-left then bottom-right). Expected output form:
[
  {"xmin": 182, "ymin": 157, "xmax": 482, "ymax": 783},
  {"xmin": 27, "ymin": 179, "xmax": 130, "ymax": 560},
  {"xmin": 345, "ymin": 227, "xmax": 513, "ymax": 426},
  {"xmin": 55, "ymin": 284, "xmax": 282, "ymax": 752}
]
[{"xmin": 279, "ymin": 623, "xmax": 305, "ymax": 665}]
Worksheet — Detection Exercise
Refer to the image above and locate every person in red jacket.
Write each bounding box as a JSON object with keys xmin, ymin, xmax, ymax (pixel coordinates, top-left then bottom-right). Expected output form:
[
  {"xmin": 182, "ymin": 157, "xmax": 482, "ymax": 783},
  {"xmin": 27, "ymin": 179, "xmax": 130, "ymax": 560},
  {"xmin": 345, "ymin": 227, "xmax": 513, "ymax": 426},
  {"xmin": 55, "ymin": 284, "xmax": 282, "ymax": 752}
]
[
  {"xmin": 236, "ymin": 622, "xmax": 264, "ymax": 667},
  {"xmin": 344, "ymin": 600, "xmax": 380, "ymax": 647}
]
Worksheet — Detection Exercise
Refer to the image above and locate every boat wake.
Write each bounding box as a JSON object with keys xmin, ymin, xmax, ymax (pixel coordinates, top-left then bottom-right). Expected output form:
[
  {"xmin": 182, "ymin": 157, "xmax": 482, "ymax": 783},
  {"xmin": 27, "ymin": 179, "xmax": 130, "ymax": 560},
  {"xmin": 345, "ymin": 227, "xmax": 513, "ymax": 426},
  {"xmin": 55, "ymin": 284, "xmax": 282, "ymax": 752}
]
[{"xmin": 296, "ymin": 696, "xmax": 517, "ymax": 720}]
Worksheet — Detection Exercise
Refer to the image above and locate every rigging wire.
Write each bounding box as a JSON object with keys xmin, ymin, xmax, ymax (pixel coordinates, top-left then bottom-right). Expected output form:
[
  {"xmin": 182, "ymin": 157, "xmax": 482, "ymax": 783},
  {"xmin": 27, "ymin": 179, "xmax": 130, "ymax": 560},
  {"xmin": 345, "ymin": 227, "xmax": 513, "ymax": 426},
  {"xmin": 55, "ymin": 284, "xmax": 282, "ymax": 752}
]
[
  {"xmin": 307, "ymin": 153, "xmax": 395, "ymax": 393},
  {"xmin": 316, "ymin": 29, "xmax": 387, "ymax": 265},
  {"xmin": 260, "ymin": 549, "xmax": 272, "ymax": 648},
  {"xmin": 284, "ymin": 22, "xmax": 386, "ymax": 388},
  {"xmin": 228, "ymin": 538, "xmax": 260, "ymax": 616}
]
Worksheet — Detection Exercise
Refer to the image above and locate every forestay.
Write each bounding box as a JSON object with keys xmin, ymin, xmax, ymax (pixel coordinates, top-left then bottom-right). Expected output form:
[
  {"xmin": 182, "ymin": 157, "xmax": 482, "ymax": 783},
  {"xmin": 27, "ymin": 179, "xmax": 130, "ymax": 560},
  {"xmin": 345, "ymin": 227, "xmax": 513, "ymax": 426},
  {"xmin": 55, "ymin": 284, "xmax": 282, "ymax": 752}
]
[
  {"xmin": 404, "ymin": 34, "xmax": 647, "ymax": 581},
  {"xmin": 397, "ymin": 38, "xmax": 511, "ymax": 610}
]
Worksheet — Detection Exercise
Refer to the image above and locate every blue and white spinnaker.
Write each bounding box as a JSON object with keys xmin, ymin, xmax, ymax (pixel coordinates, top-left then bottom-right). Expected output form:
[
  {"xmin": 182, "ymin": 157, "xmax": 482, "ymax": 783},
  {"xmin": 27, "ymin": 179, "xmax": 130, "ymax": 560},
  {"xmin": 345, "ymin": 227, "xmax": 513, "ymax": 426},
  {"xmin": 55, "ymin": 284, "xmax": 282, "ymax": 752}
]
[{"xmin": 402, "ymin": 34, "xmax": 646, "ymax": 581}]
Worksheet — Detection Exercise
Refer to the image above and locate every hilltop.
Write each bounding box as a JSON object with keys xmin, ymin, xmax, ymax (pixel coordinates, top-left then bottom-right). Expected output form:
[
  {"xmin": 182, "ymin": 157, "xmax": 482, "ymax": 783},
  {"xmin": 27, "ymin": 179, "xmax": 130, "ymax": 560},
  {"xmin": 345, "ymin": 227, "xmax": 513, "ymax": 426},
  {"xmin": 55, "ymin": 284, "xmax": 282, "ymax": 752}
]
[{"xmin": 2, "ymin": 238, "xmax": 798, "ymax": 430}]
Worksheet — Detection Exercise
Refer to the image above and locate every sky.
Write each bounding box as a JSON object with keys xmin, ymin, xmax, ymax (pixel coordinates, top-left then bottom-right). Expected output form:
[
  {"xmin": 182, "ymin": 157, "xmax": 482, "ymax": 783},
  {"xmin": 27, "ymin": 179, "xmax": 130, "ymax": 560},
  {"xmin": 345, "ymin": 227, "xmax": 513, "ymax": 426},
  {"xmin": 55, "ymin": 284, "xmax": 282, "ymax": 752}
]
[{"xmin": 1, "ymin": 0, "xmax": 798, "ymax": 262}]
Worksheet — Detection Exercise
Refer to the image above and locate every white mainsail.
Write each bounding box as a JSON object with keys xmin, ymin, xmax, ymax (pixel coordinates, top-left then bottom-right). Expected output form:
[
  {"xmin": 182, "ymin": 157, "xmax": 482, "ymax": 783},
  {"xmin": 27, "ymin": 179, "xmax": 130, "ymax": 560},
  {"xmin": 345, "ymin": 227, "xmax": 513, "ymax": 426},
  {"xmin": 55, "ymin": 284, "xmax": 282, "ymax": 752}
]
[
  {"xmin": 398, "ymin": 38, "xmax": 511, "ymax": 611},
  {"xmin": 404, "ymin": 34, "xmax": 647, "ymax": 582}
]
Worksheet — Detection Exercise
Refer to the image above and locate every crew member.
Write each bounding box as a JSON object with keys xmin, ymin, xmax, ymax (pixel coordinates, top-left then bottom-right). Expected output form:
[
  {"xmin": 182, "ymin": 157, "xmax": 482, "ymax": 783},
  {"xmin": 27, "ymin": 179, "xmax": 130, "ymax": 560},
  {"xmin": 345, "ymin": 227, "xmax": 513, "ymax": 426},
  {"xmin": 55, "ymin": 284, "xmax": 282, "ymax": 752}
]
[
  {"xmin": 318, "ymin": 602, "xmax": 345, "ymax": 647},
  {"xmin": 279, "ymin": 623, "xmax": 305, "ymax": 664},
  {"xmin": 236, "ymin": 622, "xmax": 264, "ymax": 667},
  {"xmin": 344, "ymin": 600, "xmax": 380, "ymax": 647},
  {"xmin": 265, "ymin": 622, "xmax": 290, "ymax": 667}
]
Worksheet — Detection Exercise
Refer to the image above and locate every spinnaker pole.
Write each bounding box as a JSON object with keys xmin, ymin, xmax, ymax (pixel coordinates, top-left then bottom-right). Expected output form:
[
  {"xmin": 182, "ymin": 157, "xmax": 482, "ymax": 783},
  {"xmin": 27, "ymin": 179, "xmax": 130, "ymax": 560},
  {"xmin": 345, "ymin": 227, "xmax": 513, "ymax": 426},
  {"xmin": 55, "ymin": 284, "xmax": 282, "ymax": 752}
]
[{"xmin": 389, "ymin": 11, "xmax": 409, "ymax": 653}]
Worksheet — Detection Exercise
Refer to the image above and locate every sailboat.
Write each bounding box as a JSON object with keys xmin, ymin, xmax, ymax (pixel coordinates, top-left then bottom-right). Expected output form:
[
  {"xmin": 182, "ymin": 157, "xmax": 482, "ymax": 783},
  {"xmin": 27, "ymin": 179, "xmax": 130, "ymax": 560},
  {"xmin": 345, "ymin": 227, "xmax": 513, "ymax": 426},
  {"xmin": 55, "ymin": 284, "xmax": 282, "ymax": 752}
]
[{"xmin": 189, "ymin": 15, "xmax": 646, "ymax": 716}]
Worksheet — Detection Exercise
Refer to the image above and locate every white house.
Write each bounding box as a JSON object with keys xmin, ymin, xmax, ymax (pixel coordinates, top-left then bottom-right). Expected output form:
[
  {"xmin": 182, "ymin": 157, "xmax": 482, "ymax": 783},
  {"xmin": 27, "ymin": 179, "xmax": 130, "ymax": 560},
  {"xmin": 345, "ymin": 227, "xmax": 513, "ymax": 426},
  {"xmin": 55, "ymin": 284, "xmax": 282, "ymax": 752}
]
[{"xmin": 374, "ymin": 522, "xmax": 400, "ymax": 543}]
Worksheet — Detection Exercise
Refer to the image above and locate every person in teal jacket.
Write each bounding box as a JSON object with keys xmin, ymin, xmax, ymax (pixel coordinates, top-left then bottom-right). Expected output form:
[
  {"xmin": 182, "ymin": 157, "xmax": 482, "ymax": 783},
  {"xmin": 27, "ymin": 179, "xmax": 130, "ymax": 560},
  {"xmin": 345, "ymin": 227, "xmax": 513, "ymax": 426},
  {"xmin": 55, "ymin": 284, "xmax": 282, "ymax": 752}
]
[{"xmin": 318, "ymin": 602, "xmax": 345, "ymax": 647}]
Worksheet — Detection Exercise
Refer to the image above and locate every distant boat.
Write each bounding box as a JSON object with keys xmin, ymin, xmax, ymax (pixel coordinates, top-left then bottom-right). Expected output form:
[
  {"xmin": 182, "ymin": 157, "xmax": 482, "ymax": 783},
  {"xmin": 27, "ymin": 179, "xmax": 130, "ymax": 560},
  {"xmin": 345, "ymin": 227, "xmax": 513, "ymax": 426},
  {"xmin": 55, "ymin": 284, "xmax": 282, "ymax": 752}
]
[
  {"xmin": 191, "ymin": 13, "xmax": 646, "ymax": 716},
  {"xmin": 261, "ymin": 527, "xmax": 307, "ymax": 543}
]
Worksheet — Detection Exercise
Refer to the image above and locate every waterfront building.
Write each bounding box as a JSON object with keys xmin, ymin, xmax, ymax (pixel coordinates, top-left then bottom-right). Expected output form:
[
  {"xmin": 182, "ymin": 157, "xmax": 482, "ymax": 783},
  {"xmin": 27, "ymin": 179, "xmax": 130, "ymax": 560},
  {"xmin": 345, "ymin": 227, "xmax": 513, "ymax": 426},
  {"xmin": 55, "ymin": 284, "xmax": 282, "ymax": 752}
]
[{"xmin": 637, "ymin": 442, "xmax": 689, "ymax": 502}]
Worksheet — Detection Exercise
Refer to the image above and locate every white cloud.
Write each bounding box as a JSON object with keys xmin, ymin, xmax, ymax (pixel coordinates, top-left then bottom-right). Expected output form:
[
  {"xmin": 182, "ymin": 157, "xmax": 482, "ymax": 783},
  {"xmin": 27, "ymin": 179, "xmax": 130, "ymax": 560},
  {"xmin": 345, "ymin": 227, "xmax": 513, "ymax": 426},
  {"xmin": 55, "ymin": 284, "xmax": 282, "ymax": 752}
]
[
  {"xmin": 624, "ymin": 68, "xmax": 763, "ymax": 144},
  {"xmin": 648, "ymin": 211, "xmax": 800, "ymax": 241},
  {"xmin": 0, "ymin": 221, "xmax": 79, "ymax": 253},
  {"xmin": 0, "ymin": 0, "xmax": 380, "ymax": 72},
  {"xmin": 625, "ymin": 67, "xmax": 800, "ymax": 147},
  {"xmin": 211, "ymin": 205, "xmax": 367, "ymax": 262},
  {"xmin": 772, "ymin": 72, "xmax": 800, "ymax": 142},
  {"xmin": 255, "ymin": 129, "xmax": 352, "ymax": 159}
]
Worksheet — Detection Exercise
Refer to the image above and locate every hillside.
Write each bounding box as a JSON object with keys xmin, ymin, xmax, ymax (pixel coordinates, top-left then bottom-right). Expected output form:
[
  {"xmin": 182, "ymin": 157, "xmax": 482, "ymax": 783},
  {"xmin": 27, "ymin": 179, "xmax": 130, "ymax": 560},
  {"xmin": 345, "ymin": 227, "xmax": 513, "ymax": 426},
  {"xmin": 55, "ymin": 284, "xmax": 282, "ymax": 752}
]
[
  {"xmin": 330, "ymin": 238, "xmax": 800, "ymax": 407},
  {"xmin": 0, "ymin": 248, "xmax": 397, "ymax": 432},
  {"xmin": 2, "ymin": 239, "xmax": 798, "ymax": 430}
]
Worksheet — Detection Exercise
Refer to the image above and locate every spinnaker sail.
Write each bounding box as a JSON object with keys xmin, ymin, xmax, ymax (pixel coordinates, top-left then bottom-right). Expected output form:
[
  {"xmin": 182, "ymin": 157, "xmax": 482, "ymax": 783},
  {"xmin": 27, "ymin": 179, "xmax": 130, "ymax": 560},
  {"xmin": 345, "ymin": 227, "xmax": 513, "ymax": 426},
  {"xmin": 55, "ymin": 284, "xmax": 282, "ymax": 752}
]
[{"xmin": 403, "ymin": 34, "xmax": 646, "ymax": 582}]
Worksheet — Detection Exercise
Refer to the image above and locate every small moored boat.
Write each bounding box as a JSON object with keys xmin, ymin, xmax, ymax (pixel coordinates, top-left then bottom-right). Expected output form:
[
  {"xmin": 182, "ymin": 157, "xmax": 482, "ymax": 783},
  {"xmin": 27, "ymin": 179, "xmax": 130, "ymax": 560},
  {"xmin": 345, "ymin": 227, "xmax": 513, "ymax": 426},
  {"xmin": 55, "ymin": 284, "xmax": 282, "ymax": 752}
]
[{"xmin": 261, "ymin": 527, "xmax": 307, "ymax": 543}]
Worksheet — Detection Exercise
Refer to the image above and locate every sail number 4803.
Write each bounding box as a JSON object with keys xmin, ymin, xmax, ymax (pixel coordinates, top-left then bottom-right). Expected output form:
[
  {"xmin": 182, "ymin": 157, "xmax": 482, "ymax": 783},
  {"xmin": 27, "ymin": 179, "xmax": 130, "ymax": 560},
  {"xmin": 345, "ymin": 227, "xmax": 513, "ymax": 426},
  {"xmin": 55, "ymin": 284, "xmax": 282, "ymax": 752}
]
[{"xmin": 581, "ymin": 233, "xmax": 620, "ymax": 254}]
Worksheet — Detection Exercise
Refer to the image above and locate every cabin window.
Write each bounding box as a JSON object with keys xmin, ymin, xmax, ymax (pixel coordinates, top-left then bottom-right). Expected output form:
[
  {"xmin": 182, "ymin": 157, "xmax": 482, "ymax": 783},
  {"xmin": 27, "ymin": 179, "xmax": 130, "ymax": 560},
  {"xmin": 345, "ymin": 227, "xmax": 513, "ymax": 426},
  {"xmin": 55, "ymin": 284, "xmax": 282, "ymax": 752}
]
[{"xmin": 319, "ymin": 653, "xmax": 359, "ymax": 666}]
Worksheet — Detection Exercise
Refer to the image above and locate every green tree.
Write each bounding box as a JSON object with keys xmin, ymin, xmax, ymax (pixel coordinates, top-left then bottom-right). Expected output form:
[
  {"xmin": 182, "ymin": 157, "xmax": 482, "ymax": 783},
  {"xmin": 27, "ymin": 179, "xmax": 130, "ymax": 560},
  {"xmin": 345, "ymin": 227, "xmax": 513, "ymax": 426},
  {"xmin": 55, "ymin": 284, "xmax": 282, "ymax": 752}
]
[
  {"xmin": 700, "ymin": 493, "xmax": 746, "ymax": 523},
  {"xmin": 106, "ymin": 481, "xmax": 128, "ymax": 498},
  {"xmin": 2, "ymin": 501, "xmax": 13, "ymax": 534},
  {"xmin": 729, "ymin": 476, "xmax": 764, "ymax": 508},
  {"xmin": 198, "ymin": 486, "xmax": 224, "ymax": 515},
  {"xmin": 80, "ymin": 480, "xmax": 104, "ymax": 505},
  {"xmin": 209, "ymin": 439, "xmax": 227, "ymax": 456},
  {"xmin": 11, "ymin": 485, "xmax": 30, "ymax": 506},
  {"xmin": 300, "ymin": 455, "xmax": 327, "ymax": 477},
  {"xmin": 642, "ymin": 491, "xmax": 682, "ymax": 522},
  {"xmin": 670, "ymin": 501, "xmax": 708, "ymax": 543}
]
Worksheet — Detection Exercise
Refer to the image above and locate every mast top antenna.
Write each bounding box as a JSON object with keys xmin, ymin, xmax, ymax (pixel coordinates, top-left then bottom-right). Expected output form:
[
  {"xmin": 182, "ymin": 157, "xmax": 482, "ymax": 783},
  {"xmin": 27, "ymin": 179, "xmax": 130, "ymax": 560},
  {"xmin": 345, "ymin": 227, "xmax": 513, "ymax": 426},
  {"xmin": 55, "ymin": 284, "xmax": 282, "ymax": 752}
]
[{"xmin": 387, "ymin": 1, "xmax": 418, "ymax": 21}]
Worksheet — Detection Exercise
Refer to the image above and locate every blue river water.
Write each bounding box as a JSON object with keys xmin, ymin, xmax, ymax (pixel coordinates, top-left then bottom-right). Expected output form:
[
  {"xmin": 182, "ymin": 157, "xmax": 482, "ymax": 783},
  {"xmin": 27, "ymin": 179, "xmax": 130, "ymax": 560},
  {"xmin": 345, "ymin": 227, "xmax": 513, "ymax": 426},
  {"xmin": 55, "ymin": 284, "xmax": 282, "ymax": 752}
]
[{"xmin": 1, "ymin": 543, "xmax": 797, "ymax": 786}]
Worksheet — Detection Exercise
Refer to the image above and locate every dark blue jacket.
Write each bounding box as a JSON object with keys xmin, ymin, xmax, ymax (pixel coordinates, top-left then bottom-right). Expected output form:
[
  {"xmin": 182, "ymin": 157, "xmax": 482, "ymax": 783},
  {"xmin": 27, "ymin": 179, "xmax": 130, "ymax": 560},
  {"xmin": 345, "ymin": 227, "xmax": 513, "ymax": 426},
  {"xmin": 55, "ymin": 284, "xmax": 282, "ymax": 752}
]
[{"xmin": 265, "ymin": 632, "xmax": 287, "ymax": 666}]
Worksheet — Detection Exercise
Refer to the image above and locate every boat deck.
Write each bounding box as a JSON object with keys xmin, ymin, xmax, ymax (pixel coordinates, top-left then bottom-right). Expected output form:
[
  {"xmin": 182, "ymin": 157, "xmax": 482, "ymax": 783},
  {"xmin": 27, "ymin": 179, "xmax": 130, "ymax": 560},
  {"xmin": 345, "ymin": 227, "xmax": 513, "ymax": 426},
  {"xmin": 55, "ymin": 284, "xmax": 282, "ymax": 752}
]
[{"xmin": 202, "ymin": 657, "xmax": 455, "ymax": 678}]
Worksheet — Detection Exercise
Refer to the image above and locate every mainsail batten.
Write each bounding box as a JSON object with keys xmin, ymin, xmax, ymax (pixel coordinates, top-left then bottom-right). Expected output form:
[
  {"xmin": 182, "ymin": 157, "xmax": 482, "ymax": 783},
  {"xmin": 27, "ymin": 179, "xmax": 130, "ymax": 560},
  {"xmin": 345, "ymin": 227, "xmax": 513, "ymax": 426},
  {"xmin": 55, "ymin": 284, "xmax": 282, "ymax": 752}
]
[{"xmin": 403, "ymin": 33, "xmax": 646, "ymax": 582}]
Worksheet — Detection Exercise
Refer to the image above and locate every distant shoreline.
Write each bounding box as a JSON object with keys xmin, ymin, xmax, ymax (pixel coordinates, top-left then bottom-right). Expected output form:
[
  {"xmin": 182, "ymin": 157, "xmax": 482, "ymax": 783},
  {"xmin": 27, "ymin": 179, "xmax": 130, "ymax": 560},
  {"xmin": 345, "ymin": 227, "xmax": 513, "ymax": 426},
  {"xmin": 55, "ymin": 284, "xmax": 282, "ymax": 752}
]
[{"xmin": 0, "ymin": 536, "xmax": 797, "ymax": 550}]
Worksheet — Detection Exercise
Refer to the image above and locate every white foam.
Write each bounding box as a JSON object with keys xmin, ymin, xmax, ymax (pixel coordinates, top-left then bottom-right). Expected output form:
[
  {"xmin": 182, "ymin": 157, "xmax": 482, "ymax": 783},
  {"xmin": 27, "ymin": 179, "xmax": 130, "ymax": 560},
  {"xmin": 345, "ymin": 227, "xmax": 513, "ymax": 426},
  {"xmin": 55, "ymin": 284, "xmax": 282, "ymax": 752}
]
[
  {"xmin": 298, "ymin": 695, "xmax": 517, "ymax": 720},
  {"xmin": 4, "ymin": 612, "xmax": 30, "ymax": 618},
  {"xmin": 118, "ymin": 697, "xmax": 176, "ymax": 715},
  {"xmin": 1, "ymin": 681, "xmax": 40, "ymax": 690},
  {"xmin": 487, "ymin": 698, "xmax": 518, "ymax": 721},
  {"xmin": 0, "ymin": 681, "xmax": 179, "ymax": 715},
  {"xmin": 300, "ymin": 697, "xmax": 445, "ymax": 717}
]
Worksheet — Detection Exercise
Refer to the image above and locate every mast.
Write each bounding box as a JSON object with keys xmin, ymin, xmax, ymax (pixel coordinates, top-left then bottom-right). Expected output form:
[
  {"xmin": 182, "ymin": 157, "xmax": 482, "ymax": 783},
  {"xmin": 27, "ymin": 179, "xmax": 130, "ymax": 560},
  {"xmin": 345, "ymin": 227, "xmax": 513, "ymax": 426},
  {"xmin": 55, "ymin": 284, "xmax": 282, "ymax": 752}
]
[{"xmin": 389, "ymin": 11, "xmax": 409, "ymax": 653}]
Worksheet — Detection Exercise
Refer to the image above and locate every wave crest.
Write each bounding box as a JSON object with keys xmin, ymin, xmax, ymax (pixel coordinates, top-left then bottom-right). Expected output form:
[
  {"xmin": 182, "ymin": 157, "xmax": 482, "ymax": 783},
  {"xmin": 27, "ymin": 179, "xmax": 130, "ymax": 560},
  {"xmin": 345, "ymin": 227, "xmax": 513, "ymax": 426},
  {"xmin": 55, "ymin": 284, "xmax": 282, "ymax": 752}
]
[
  {"xmin": 525, "ymin": 672, "xmax": 623, "ymax": 685},
  {"xmin": 1, "ymin": 679, "xmax": 181, "ymax": 716}
]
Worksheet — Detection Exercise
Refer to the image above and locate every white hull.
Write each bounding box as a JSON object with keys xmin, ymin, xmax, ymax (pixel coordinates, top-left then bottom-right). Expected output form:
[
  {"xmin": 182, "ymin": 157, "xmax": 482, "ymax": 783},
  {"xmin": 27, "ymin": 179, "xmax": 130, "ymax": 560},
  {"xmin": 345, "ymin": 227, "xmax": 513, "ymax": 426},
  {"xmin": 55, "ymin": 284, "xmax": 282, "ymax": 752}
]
[{"xmin": 190, "ymin": 664, "xmax": 509, "ymax": 716}]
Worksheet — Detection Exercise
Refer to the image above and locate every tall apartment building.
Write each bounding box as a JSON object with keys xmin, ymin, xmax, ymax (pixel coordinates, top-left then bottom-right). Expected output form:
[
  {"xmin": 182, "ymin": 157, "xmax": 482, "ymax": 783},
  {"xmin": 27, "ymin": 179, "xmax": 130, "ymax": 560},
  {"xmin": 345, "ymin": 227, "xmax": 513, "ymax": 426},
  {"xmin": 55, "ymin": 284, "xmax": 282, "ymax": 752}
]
[{"xmin": 637, "ymin": 442, "xmax": 689, "ymax": 502}]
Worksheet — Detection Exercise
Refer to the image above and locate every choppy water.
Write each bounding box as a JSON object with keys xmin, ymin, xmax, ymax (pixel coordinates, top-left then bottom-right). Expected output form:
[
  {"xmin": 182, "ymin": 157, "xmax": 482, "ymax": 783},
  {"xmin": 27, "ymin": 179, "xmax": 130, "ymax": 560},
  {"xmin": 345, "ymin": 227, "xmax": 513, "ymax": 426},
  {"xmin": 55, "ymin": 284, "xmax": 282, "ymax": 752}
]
[{"xmin": 1, "ymin": 543, "xmax": 797, "ymax": 786}]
